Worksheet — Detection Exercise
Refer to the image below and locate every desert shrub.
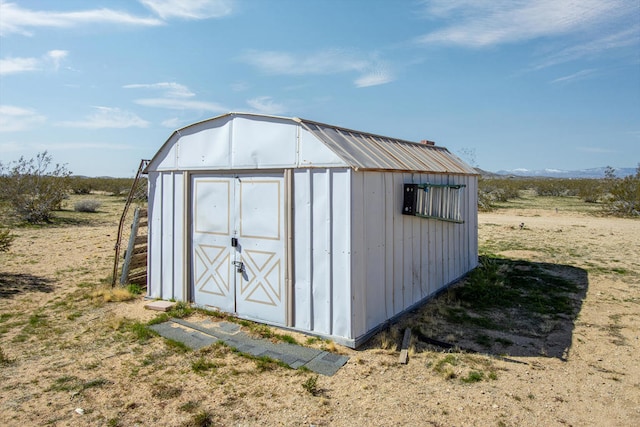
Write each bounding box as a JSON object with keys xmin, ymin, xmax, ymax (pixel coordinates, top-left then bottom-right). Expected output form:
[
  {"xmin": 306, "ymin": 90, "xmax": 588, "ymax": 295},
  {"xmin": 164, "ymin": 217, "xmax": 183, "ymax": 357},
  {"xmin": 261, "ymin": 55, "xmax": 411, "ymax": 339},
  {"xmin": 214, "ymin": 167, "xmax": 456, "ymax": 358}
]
[
  {"xmin": 533, "ymin": 179, "xmax": 570, "ymax": 197},
  {"xmin": 68, "ymin": 176, "xmax": 144, "ymax": 197},
  {"xmin": 70, "ymin": 178, "xmax": 93, "ymax": 194},
  {"xmin": 575, "ymin": 179, "xmax": 604, "ymax": 203},
  {"xmin": 603, "ymin": 164, "xmax": 640, "ymax": 217},
  {"xmin": 0, "ymin": 228, "xmax": 15, "ymax": 252},
  {"xmin": 477, "ymin": 178, "xmax": 522, "ymax": 210},
  {"xmin": 477, "ymin": 189, "xmax": 494, "ymax": 211},
  {"xmin": 74, "ymin": 199, "xmax": 102, "ymax": 213},
  {"xmin": 0, "ymin": 152, "xmax": 71, "ymax": 223}
]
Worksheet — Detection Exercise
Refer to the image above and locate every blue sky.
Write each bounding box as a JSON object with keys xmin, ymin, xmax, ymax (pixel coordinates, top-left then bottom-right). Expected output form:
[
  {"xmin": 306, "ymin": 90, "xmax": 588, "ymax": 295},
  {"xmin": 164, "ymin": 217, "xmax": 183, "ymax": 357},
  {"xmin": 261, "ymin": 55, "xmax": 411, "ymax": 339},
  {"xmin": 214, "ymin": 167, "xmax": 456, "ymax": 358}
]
[{"xmin": 1, "ymin": 0, "xmax": 638, "ymax": 177}]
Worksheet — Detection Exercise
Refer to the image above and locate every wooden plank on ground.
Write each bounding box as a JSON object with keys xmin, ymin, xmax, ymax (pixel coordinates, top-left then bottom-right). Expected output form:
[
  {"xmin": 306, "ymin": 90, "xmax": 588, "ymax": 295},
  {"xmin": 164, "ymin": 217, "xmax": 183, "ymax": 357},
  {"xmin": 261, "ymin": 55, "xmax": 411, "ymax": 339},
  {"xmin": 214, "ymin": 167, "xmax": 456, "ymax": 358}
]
[{"xmin": 398, "ymin": 328, "xmax": 412, "ymax": 365}]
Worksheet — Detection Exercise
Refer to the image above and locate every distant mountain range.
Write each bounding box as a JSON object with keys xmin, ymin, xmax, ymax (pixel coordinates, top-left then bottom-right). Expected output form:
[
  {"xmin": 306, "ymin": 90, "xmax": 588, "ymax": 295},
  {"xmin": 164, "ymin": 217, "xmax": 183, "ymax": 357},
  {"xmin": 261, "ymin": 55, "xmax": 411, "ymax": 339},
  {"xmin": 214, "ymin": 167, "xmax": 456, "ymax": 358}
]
[{"xmin": 489, "ymin": 167, "xmax": 637, "ymax": 179}]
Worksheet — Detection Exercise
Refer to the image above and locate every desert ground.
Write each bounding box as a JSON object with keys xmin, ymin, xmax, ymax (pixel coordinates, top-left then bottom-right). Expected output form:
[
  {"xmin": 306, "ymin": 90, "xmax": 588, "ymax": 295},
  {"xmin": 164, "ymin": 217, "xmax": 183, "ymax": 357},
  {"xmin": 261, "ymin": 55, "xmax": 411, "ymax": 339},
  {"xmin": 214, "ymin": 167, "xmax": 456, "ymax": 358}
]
[{"xmin": 1, "ymin": 194, "xmax": 639, "ymax": 426}]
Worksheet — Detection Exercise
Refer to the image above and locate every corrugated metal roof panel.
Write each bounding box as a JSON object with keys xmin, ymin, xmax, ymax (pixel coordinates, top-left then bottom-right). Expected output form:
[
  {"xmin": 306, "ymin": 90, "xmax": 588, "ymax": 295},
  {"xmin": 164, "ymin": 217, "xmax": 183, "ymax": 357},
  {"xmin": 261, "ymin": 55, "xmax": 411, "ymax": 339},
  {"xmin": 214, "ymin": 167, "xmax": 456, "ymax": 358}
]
[{"xmin": 298, "ymin": 119, "xmax": 478, "ymax": 175}]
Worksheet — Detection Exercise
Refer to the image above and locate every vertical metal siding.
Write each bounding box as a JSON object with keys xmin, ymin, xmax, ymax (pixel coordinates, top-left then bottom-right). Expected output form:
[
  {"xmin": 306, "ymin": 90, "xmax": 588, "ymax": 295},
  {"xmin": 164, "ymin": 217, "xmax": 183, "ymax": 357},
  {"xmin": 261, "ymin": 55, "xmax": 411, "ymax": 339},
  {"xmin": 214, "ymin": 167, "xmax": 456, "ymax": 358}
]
[
  {"xmin": 411, "ymin": 178, "xmax": 422, "ymax": 304},
  {"xmin": 147, "ymin": 171, "xmax": 185, "ymax": 301},
  {"xmin": 311, "ymin": 169, "xmax": 331, "ymax": 334},
  {"xmin": 364, "ymin": 172, "xmax": 387, "ymax": 329},
  {"xmin": 391, "ymin": 174, "xmax": 407, "ymax": 316},
  {"xmin": 419, "ymin": 174, "xmax": 430, "ymax": 300},
  {"xmin": 161, "ymin": 173, "xmax": 175, "ymax": 300},
  {"xmin": 148, "ymin": 172, "xmax": 162, "ymax": 299},
  {"xmin": 427, "ymin": 175, "xmax": 437, "ymax": 297},
  {"xmin": 173, "ymin": 172, "xmax": 185, "ymax": 301},
  {"xmin": 350, "ymin": 172, "xmax": 366, "ymax": 338},
  {"xmin": 352, "ymin": 171, "xmax": 477, "ymax": 341},
  {"xmin": 293, "ymin": 169, "xmax": 312, "ymax": 330},
  {"xmin": 383, "ymin": 173, "xmax": 395, "ymax": 318},
  {"xmin": 330, "ymin": 169, "xmax": 351, "ymax": 339},
  {"xmin": 292, "ymin": 168, "xmax": 352, "ymax": 339},
  {"xmin": 401, "ymin": 176, "xmax": 414, "ymax": 312}
]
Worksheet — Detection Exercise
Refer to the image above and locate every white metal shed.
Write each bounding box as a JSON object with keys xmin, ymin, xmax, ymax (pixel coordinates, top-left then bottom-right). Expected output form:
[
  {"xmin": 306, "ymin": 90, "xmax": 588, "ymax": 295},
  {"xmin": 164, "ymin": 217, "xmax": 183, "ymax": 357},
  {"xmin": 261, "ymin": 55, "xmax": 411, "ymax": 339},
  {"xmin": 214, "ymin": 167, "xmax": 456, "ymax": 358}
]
[{"xmin": 146, "ymin": 112, "xmax": 478, "ymax": 347}]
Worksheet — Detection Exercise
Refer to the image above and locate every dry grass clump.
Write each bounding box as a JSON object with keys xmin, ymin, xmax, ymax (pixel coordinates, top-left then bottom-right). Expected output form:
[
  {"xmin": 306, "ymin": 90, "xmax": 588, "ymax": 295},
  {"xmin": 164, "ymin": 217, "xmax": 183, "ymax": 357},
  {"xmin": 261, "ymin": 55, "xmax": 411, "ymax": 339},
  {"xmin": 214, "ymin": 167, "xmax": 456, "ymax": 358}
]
[
  {"xmin": 428, "ymin": 353, "xmax": 499, "ymax": 383},
  {"xmin": 92, "ymin": 285, "xmax": 138, "ymax": 303},
  {"xmin": 377, "ymin": 328, "xmax": 401, "ymax": 350},
  {"xmin": 0, "ymin": 347, "xmax": 15, "ymax": 366}
]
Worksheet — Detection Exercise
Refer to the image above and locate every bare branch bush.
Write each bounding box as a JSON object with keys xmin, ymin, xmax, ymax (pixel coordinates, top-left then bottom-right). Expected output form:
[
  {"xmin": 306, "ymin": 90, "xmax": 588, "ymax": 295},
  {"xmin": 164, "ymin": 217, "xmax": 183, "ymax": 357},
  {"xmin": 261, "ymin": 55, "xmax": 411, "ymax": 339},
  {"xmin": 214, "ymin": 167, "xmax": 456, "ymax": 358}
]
[{"xmin": 0, "ymin": 152, "xmax": 72, "ymax": 223}]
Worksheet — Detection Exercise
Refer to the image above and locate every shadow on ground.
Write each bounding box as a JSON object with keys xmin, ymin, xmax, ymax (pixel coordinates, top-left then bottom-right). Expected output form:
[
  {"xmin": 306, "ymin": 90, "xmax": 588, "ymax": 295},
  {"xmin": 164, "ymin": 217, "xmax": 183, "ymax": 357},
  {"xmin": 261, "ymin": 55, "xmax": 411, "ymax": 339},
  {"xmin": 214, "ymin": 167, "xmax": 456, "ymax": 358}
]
[
  {"xmin": 0, "ymin": 273, "xmax": 55, "ymax": 299},
  {"xmin": 369, "ymin": 256, "xmax": 589, "ymax": 360}
]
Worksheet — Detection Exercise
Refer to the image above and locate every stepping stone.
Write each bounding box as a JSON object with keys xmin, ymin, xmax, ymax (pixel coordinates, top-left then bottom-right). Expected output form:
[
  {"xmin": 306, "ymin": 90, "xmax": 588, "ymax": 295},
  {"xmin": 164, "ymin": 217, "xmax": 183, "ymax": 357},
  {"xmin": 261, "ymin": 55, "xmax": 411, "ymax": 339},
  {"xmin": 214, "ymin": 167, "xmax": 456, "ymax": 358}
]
[{"xmin": 144, "ymin": 300, "xmax": 176, "ymax": 312}]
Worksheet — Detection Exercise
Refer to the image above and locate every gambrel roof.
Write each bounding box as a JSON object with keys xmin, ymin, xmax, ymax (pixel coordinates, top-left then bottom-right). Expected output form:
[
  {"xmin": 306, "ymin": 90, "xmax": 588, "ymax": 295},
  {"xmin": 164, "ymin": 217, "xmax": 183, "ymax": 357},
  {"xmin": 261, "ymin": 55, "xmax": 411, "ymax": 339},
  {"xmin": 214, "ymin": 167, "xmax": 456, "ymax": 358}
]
[{"xmin": 147, "ymin": 112, "xmax": 478, "ymax": 175}]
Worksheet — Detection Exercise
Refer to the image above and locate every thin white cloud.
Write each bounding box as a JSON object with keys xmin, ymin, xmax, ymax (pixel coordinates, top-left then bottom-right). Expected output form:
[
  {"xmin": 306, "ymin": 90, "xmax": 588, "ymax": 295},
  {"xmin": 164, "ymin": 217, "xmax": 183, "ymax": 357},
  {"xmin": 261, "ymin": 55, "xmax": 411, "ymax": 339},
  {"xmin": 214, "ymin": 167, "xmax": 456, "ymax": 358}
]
[
  {"xmin": 535, "ymin": 26, "xmax": 640, "ymax": 69},
  {"xmin": 0, "ymin": 1, "xmax": 162, "ymax": 36},
  {"xmin": 134, "ymin": 98, "xmax": 227, "ymax": 112},
  {"xmin": 45, "ymin": 49, "xmax": 68, "ymax": 70},
  {"xmin": 33, "ymin": 142, "xmax": 133, "ymax": 150},
  {"xmin": 550, "ymin": 69, "xmax": 597, "ymax": 84},
  {"xmin": 355, "ymin": 66, "xmax": 394, "ymax": 88},
  {"xmin": 139, "ymin": 0, "xmax": 234, "ymax": 20},
  {"xmin": 0, "ymin": 105, "xmax": 46, "ymax": 131},
  {"xmin": 161, "ymin": 117, "xmax": 183, "ymax": 128},
  {"xmin": 124, "ymin": 82, "xmax": 195, "ymax": 98},
  {"xmin": 416, "ymin": 0, "xmax": 636, "ymax": 48},
  {"xmin": 126, "ymin": 81, "xmax": 227, "ymax": 112},
  {"xmin": 230, "ymin": 81, "xmax": 249, "ymax": 92},
  {"xmin": 241, "ymin": 49, "xmax": 369, "ymax": 75},
  {"xmin": 0, "ymin": 56, "xmax": 38, "ymax": 75},
  {"xmin": 58, "ymin": 106, "xmax": 149, "ymax": 129},
  {"xmin": 240, "ymin": 49, "xmax": 395, "ymax": 87},
  {"xmin": 0, "ymin": 50, "xmax": 69, "ymax": 75},
  {"xmin": 246, "ymin": 96, "xmax": 287, "ymax": 115}
]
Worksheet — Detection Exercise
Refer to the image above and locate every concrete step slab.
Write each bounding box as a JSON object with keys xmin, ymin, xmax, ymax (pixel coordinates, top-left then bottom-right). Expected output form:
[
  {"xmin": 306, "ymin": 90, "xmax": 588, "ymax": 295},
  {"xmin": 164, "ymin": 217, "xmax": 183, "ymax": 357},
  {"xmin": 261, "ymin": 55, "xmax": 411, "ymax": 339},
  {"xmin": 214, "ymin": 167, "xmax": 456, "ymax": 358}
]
[{"xmin": 150, "ymin": 318, "xmax": 348, "ymax": 376}]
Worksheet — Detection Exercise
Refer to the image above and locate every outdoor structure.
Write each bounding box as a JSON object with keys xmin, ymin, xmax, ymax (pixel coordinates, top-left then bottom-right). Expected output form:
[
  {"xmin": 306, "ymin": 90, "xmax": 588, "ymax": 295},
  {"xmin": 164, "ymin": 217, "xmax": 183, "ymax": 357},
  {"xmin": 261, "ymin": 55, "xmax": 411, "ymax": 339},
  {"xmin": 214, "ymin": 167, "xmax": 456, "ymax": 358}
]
[{"xmin": 145, "ymin": 112, "xmax": 479, "ymax": 347}]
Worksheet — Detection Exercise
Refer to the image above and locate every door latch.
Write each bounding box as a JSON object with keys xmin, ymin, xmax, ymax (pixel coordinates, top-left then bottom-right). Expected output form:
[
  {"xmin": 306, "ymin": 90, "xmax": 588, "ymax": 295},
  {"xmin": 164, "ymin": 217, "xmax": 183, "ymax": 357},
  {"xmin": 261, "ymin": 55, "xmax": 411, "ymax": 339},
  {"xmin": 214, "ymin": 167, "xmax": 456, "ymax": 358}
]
[{"xmin": 232, "ymin": 261, "xmax": 244, "ymax": 273}]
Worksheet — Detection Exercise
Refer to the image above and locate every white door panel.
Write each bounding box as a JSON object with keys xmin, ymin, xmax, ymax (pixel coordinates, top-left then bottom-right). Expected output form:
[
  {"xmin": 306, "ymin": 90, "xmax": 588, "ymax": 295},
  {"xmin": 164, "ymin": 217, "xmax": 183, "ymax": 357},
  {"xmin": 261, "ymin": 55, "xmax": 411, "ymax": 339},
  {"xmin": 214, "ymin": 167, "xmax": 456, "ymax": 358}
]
[
  {"xmin": 236, "ymin": 177, "xmax": 285, "ymax": 324},
  {"xmin": 192, "ymin": 178, "xmax": 234, "ymax": 312}
]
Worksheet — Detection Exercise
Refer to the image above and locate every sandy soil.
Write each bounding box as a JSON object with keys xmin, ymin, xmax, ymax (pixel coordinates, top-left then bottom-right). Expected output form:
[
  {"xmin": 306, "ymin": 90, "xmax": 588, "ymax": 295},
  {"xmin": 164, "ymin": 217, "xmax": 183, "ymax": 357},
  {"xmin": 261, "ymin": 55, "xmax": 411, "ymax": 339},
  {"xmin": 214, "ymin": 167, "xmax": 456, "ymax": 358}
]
[{"xmin": 1, "ymin": 197, "xmax": 639, "ymax": 426}]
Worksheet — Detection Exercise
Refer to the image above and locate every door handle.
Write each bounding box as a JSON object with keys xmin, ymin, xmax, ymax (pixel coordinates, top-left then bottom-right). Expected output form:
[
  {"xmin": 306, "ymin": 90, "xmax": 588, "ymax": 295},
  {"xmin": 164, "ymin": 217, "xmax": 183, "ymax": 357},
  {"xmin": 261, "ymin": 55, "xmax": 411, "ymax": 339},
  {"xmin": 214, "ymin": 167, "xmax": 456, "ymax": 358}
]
[{"xmin": 232, "ymin": 261, "xmax": 244, "ymax": 273}]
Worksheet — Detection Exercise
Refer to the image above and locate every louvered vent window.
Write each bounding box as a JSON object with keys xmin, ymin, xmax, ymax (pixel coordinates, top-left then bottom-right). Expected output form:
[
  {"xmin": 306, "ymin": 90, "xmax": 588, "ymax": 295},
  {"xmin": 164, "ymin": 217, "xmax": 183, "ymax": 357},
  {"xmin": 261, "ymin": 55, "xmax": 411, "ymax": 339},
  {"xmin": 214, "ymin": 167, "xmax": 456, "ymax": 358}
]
[{"xmin": 402, "ymin": 183, "xmax": 465, "ymax": 223}]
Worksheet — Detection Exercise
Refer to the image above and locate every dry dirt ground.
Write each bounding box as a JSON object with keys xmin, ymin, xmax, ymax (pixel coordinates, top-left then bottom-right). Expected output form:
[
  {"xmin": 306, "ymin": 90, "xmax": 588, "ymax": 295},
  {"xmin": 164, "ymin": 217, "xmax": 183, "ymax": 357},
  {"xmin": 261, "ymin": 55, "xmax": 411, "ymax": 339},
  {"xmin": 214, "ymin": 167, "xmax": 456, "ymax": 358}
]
[{"xmin": 1, "ymin": 195, "xmax": 639, "ymax": 427}]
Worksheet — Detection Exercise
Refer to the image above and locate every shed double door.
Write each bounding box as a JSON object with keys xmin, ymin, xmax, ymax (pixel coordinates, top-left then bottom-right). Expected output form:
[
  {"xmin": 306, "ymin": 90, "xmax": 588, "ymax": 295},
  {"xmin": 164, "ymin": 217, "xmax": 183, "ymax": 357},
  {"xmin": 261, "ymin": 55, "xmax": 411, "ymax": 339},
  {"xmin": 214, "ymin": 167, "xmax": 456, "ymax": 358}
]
[{"xmin": 191, "ymin": 173, "xmax": 285, "ymax": 325}]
